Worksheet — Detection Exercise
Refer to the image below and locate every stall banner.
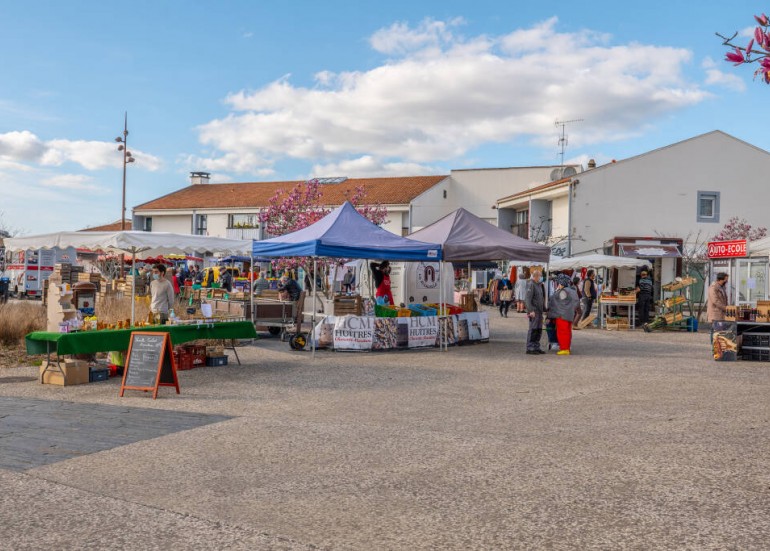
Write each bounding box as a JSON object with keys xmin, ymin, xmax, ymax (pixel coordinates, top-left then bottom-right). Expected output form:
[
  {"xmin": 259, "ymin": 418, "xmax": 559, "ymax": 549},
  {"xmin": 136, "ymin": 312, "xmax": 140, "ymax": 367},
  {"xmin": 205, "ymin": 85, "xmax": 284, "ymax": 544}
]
[
  {"xmin": 373, "ymin": 318, "xmax": 399, "ymax": 350},
  {"xmin": 333, "ymin": 315, "xmax": 374, "ymax": 350},
  {"xmin": 707, "ymin": 240, "xmax": 747, "ymax": 259},
  {"xmin": 459, "ymin": 312, "xmax": 490, "ymax": 341},
  {"xmin": 408, "ymin": 316, "xmax": 439, "ymax": 348}
]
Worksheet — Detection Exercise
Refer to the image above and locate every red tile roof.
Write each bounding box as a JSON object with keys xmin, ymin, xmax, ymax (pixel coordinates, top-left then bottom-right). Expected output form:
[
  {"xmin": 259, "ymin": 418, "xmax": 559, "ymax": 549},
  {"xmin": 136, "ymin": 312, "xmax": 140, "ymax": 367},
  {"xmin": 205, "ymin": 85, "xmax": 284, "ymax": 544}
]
[
  {"xmin": 80, "ymin": 219, "xmax": 133, "ymax": 231},
  {"xmin": 135, "ymin": 176, "xmax": 448, "ymax": 211}
]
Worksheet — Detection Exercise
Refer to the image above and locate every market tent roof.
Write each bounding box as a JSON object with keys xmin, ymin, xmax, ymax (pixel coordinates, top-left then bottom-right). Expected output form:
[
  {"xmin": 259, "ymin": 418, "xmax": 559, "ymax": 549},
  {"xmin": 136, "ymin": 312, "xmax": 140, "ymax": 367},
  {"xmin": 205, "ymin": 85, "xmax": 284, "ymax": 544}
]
[
  {"xmin": 746, "ymin": 237, "xmax": 770, "ymax": 257},
  {"xmin": 408, "ymin": 208, "xmax": 551, "ymax": 262},
  {"xmin": 3, "ymin": 231, "xmax": 252, "ymax": 256},
  {"xmin": 251, "ymin": 201, "xmax": 441, "ymax": 261},
  {"xmin": 549, "ymin": 254, "xmax": 651, "ymax": 271}
]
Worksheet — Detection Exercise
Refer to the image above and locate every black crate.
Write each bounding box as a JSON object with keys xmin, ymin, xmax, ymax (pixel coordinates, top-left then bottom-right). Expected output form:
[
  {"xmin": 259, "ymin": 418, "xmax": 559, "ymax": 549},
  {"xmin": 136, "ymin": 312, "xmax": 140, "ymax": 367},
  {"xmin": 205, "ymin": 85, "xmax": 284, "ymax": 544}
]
[
  {"xmin": 205, "ymin": 356, "xmax": 228, "ymax": 367},
  {"xmin": 742, "ymin": 349, "xmax": 770, "ymax": 362},
  {"xmin": 743, "ymin": 333, "xmax": 770, "ymax": 347},
  {"xmin": 89, "ymin": 367, "xmax": 110, "ymax": 382}
]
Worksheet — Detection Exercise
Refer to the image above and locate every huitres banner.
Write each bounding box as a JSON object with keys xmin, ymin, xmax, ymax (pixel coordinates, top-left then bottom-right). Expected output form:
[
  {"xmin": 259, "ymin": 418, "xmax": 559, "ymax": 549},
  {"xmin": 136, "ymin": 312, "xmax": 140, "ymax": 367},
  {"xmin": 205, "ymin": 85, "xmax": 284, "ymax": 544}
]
[
  {"xmin": 313, "ymin": 313, "xmax": 488, "ymax": 351},
  {"xmin": 333, "ymin": 315, "xmax": 374, "ymax": 350}
]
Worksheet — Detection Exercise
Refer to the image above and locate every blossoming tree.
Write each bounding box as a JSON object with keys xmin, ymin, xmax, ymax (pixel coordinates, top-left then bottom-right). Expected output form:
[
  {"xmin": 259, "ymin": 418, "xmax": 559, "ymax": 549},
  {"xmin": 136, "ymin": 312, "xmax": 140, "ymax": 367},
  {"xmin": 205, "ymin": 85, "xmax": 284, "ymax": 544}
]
[
  {"xmin": 718, "ymin": 13, "xmax": 770, "ymax": 83},
  {"xmin": 712, "ymin": 216, "xmax": 768, "ymax": 242},
  {"xmin": 258, "ymin": 179, "xmax": 388, "ymax": 276}
]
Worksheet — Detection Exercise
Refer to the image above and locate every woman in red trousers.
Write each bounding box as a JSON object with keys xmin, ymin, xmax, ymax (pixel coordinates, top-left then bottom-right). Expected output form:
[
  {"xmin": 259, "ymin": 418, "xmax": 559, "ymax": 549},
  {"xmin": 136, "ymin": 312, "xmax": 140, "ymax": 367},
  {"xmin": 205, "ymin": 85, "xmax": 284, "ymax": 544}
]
[{"xmin": 550, "ymin": 273, "xmax": 580, "ymax": 355}]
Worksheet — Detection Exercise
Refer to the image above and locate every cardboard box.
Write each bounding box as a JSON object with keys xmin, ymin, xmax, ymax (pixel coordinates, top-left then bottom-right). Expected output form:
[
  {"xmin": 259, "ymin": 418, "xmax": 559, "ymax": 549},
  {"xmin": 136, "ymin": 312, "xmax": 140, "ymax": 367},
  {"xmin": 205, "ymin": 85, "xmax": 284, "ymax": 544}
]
[
  {"xmin": 40, "ymin": 360, "xmax": 90, "ymax": 386},
  {"xmin": 206, "ymin": 345, "xmax": 225, "ymax": 357}
]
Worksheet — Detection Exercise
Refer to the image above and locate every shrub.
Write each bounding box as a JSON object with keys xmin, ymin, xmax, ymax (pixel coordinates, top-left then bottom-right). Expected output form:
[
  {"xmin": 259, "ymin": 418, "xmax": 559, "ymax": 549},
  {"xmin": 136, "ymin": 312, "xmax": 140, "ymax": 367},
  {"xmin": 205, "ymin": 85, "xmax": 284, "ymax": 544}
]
[{"xmin": 0, "ymin": 302, "xmax": 46, "ymax": 347}]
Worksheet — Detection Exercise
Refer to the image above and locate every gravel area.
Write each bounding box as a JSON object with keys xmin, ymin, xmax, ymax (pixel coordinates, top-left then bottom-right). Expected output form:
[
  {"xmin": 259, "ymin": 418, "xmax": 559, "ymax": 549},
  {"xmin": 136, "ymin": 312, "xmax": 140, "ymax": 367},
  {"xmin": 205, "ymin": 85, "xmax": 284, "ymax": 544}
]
[{"xmin": 1, "ymin": 309, "xmax": 769, "ymax": 549}]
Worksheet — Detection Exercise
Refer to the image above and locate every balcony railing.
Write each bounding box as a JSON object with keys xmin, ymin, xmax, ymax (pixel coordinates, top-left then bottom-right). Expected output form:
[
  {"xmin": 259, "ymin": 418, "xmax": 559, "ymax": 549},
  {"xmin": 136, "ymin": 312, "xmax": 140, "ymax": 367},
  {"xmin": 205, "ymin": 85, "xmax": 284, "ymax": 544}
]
[
  {"xmin": 226, "ymin": 228, "xmax": 261, "ymax": 240},
  {"xmin": 511, "ymin": 223, "xmax": 529, "ymax": 240}
]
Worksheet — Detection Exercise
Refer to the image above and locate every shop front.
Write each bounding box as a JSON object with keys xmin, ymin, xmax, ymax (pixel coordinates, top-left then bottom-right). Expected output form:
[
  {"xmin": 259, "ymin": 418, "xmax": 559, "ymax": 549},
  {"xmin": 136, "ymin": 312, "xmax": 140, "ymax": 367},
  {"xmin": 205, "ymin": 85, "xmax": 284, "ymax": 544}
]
[{"xmin": 605, "ymin": 236, "xmax": 683, "ymax": 300}]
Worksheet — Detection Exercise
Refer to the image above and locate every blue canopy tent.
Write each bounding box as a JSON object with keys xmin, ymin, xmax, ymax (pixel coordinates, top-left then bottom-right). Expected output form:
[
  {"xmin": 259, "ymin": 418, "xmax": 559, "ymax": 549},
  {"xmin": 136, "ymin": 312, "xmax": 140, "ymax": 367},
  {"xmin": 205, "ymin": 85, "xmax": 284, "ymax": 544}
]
[
  {"xmin": 252, "ymin": 201, "xmax": 441, "ymax": 261},
  {"xmin": 252, "ymin": 202, "xmax": 444, "ymax": 353}
]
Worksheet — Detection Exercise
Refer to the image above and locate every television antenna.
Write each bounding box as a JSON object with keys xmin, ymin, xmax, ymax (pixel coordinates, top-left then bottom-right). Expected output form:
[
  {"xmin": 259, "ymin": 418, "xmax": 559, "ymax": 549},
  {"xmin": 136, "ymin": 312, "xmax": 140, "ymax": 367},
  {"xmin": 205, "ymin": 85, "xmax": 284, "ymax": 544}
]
[{"xmin": 555, "ymin": 118, "xmax": 583, "ymax": 167}]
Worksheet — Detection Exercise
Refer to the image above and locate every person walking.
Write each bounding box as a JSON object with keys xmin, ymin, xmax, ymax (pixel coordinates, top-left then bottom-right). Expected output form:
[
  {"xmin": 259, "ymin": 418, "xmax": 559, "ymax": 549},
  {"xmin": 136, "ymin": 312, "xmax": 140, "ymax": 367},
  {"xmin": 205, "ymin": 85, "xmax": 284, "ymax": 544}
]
[
  {"xmin": 581, "ymin": 270, "xmax": 598, "ymax": 321},
  {"xmin": 524, "ymin": 269, "xmax": 546, "ymax": 354},
  {"xmin": 150, "ymin": 263, "xmax": 175, "ymax": 324},
  {"xmin": 635, "ymin": 270, "xmax": 654, "ymax": 325},
  {"xmin": 551, "ymin": 273, "xmax": 580, "ymax": 355},
  {"xmin": 498, "ymin": 275, "xmax": 513, "ymax": 317},
  {"xmin": 342, "ymin": 267, "xmax": 355, "ymax": 294},
  {"xmin": 514, "ymin": 268, "xmax": 529, "ymax": 313},
  {"xmin": 707, "ymin": 272, "xmax": 729, "ymax": 322}
]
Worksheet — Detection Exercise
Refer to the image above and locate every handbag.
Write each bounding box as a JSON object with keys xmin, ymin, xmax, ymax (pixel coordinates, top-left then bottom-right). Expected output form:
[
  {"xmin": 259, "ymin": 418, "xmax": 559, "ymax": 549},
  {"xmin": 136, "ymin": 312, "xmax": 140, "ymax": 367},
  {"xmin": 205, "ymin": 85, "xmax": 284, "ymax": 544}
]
[{"xmin": 499, "ymin": 289, "xmax": 513, "ymax": 302}]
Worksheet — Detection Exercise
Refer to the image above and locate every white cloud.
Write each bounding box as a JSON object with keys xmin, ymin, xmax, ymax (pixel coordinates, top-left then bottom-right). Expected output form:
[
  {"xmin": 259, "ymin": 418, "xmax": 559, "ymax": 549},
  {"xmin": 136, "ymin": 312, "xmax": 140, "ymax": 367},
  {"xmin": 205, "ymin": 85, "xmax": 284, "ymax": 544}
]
[
  {"xmin": 702, "ymin": 56, "xmax": 746, "ymax": 91},
  {"xmin": 40, "ymin": 173, "xmax": 105, "ymax": 193},
  {"xmin": 0, "ymin": 130, "xmax": 162, "ymax": 171},
  {"xmin": 193, "ymin": 17, "xmax": 707, "ymax": 176},
  {"xmin": 311, "ymin": 156, "xmax": 439, "ymax": 178}
]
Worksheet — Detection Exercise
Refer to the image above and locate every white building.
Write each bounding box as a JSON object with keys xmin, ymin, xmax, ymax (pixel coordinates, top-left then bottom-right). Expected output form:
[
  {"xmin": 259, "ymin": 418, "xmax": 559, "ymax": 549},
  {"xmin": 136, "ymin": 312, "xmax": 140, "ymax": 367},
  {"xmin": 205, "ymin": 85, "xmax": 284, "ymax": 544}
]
[
  {"xmin": 497, "ymin": 131, "xmax": 770, "ymax": 298},
  {"xmin": 133, "ymin": 166, "xmax": 576, "ymax": 239}
]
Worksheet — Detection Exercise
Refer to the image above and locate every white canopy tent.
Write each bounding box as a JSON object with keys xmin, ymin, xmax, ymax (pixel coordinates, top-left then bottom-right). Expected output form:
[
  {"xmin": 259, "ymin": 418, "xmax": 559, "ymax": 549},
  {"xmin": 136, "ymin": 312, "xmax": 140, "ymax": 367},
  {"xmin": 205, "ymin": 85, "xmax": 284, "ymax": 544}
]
[
  {"xmin": 549, "ymin": 254, "xmax": 651, "ymax": 271},
  {"xmin": 4, "ymin": 231, "xmax": 252, "ymax": 324}
]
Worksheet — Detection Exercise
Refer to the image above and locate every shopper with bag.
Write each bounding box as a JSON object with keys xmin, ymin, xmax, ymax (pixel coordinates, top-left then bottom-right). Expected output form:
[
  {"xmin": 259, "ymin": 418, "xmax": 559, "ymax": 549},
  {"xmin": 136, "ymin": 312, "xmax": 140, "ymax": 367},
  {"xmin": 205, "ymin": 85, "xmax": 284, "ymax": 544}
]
[
  {"xmin": 498, "ymin": 276, "xmax": 513, "ymax": 317},
  {"xmin": 551, "ymin": 274, "xmax": 580, "ymax": 355}
]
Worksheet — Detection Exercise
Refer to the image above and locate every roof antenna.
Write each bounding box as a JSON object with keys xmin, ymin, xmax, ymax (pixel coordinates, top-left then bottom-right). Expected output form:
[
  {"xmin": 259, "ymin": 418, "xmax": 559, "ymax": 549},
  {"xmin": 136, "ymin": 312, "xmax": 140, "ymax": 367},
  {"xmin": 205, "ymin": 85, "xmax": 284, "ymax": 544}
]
[{"xmin": 555, "ymin": 118, "xmax": 583, "ymax": 167}]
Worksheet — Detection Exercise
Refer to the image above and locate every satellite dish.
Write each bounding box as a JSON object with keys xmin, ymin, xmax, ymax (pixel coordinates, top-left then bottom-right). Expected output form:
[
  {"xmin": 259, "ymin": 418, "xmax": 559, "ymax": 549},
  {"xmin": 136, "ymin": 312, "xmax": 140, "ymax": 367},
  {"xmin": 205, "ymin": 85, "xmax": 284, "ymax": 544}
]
[{"xmin": 549, "ymin": 166, "xmax": 578, "ymax": 181}]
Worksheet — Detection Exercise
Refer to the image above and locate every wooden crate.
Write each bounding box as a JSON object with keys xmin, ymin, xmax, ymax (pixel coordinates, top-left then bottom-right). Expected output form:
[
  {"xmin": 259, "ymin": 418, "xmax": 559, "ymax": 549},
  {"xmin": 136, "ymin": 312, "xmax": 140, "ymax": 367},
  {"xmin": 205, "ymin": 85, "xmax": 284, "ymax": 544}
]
[
  {"xmin": 575, "ymin": 313, "xmax": 596, "ymax": 330},
  {"xmin": 605, "ymin": 318, "xmax": 630, "ymax": 331},
  {"xmin": 334, "ymin": 295, "xmax": 362, "ymax": 316}
]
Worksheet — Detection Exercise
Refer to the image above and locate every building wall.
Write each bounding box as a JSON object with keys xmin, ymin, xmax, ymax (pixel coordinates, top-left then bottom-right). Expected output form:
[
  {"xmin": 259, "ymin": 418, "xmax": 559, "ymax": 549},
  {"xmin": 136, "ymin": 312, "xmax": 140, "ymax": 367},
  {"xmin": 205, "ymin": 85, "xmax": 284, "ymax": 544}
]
[
  {"xmin": 449, "ymin": 167, "xmax": 575, "ymax": 223},
  {"xmin": 550, "ymin": 195, "xmax": 569, "ymax": 239},
  {"xmin": 410, "ymin": 181, "xmax": 452, "ymax": 230},
  {"xmin": 151, "ymin": 214, "xmax": 192, "ymax": 234},
  {"xmin": 571, "ymin": 132, "xmax": 770, "ymax": 254}
]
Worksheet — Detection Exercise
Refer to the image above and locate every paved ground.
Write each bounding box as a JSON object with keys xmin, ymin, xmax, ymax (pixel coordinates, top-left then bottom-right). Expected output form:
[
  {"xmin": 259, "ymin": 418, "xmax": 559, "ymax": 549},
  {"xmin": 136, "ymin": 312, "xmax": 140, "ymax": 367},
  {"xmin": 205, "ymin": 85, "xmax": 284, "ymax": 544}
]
[{"xmin": 1, "ymin": 310, "xmax": 770, "ymax": 550}]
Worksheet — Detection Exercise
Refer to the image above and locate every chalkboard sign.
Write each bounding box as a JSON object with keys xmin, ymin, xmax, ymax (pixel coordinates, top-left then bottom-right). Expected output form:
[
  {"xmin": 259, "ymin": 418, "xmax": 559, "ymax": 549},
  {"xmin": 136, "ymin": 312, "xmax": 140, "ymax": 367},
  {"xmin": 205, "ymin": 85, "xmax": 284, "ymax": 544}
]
[{"xmin": 120, "ymin": 332, "xmax": 180, "ymax": 399}]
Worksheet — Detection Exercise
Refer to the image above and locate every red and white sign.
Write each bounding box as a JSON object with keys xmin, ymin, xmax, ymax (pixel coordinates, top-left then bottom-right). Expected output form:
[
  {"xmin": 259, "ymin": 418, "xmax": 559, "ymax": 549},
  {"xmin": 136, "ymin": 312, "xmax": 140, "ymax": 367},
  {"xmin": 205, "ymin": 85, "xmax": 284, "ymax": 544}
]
[{"xmin": 707, "ymin": 240, "xmax": 748, "ymax": 259}]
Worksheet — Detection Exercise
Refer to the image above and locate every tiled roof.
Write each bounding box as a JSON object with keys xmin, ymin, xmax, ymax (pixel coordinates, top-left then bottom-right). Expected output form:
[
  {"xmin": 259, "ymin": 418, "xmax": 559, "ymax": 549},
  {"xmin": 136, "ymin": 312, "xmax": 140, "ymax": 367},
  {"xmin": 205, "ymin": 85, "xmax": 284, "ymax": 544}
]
[
  {"xmin": 80, "ymin": 219, "xmax": 133, "ymax": 231},
  {"xmin": 135, "ymin": 176, "xmax": 448, "ymax": 211},
  {"xmin": 497, "ymin": 177, "xmax": 572, "ymax": 204}
]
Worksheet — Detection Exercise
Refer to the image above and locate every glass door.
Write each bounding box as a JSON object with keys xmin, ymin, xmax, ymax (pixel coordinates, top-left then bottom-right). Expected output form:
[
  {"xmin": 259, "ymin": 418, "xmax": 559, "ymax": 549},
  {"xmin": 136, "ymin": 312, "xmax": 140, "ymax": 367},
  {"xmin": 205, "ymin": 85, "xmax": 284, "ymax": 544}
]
[{"xmin": 736, "ymin": 259, "xmax": 768, "ymax": 305}]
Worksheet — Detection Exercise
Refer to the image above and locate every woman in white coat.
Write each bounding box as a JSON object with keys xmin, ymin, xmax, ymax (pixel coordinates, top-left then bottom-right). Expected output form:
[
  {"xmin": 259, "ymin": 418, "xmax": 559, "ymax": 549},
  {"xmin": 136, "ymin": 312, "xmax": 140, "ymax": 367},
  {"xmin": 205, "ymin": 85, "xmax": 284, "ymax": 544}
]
[{"xmin": 514, "ymin": 268, "xmax": 529, "ymax": 313}]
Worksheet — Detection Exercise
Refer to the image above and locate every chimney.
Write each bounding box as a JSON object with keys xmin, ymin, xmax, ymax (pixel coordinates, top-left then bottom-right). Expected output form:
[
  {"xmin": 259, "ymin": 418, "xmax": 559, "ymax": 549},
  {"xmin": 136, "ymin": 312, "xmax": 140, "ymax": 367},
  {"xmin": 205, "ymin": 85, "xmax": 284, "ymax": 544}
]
[
  {"xmin": 190, "ymin": 171, "xmax": 211, "ymax": 185},
  {"xmin": 587, "ymin": 159, "xmax": 596, "ymax": 169}
]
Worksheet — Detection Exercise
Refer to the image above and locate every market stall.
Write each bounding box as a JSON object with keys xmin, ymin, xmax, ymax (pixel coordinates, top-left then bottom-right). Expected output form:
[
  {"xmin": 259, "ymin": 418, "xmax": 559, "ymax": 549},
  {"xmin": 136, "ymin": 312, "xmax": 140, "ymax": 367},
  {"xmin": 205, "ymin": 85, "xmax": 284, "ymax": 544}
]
[
  {"xmin": 408, "ymin": 207, "xmax": 551, "ymax": 309},
  {"xmin": 252, "ymin": 201, "xmax": 445, "ymax": 353}
]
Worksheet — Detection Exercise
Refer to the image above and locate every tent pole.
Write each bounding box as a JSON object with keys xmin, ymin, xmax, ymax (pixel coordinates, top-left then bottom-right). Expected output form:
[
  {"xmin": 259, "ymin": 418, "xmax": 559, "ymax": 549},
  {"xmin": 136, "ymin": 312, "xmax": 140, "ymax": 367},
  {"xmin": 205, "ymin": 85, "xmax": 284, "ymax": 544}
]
[
  {"xmin": 312, "ymin": 258, "xmax": 317, "ymax": 359},
  {"xmin": 131, "ymin": 250, "xmax": 136, "ymax": 326},
  {"xmin": 250, "ymin": 247, "xmax": 255, "ymax": 327}
]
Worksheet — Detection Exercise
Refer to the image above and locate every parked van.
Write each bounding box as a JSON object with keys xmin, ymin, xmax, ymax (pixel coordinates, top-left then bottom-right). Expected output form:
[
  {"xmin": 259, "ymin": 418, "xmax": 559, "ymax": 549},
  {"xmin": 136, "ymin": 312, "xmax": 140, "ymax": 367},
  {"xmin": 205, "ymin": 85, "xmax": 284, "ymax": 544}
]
[{"xmin": 1, "ymin": 247, "xmax": 78, "ymax": 298}]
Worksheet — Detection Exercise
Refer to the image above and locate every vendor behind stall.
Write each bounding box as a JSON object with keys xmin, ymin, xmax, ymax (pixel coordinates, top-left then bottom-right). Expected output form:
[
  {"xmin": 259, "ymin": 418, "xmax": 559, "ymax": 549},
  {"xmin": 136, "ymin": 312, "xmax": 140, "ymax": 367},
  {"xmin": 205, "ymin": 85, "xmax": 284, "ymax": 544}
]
[
  {"xmin": 252, "ymin": 271, "xmax": 270, "ymax": 296},
  {"xmin": 636, "ymin": 270, "xmax": 654, "ymax": 325},
  {"xmin": 278, "ymin": 274, "xmax": 301, "ymax": 301},
  {"xmin": 150, "ymin": 263, "xmax": 175, "ymax": 324},
  {"xmin": 371, "ymin": 260, "xmax": 394, "ymax": 305}
]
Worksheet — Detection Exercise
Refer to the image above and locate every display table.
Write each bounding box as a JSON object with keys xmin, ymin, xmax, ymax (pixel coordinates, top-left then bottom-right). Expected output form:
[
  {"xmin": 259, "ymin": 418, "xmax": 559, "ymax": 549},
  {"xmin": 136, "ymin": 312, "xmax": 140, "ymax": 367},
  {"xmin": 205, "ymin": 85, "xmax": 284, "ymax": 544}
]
[
  {"xmin": 26, "ymin": 321, "xmax": 258, "ymax": 356},
  {"xmin": 599, "ymin": 298, "xmax": 636, "ymax": 330},
  {"xmin": 313, "ymin": 312, "xmax": 489, "ymax": 351}
]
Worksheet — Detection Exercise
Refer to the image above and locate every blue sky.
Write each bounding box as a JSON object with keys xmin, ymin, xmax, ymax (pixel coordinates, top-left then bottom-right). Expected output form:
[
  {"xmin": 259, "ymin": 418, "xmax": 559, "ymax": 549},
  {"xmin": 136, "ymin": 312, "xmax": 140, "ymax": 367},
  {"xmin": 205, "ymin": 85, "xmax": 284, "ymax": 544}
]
[{"xmin": 0, "ymin": 0, "xmax": 765, "ymax": 233}]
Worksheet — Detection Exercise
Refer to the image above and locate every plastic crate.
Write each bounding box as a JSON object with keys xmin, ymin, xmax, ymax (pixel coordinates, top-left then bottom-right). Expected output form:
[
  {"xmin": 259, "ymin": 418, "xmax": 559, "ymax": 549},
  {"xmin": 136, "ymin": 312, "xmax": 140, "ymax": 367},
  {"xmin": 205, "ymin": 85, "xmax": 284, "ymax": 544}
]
[
  {"xmin": 205, "ymin": 355, "xmax": 228, "ymax": 367},
  {"xmin": 374, "ymin": 304, "xmax": 398, "ymax": 317},
  {"xmin": 743, "ymin": 333, "xmax": 770, "ymax": 347},
  {"xmin": 425, "ymin": 303, "xmax": 463, "ymax": 316},
  {"xmin": 174, "ymin": 351, "xmax": 195, "ymax": 371},
  {"xmin": 742, "ymin": 349, "xmax": 770, "ymax": 362},
  {"xmin": 89, "ymin": 367, "xmax": 110, "ymax": 382},
  {"xmin": 408, "ymin": 304, "xmax": 437, "ymax": 317},
  {"xmin": 396, "ymin": 308, "xmax": 412, "ymax": 317}
]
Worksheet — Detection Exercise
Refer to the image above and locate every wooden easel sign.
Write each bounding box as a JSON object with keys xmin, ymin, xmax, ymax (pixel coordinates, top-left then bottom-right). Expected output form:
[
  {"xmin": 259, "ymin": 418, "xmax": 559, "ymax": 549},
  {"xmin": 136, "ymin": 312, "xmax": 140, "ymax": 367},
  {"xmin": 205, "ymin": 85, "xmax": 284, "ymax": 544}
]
[{"xmin": 120, "ymin": 332, "xmax": 180, "ymax": 399}]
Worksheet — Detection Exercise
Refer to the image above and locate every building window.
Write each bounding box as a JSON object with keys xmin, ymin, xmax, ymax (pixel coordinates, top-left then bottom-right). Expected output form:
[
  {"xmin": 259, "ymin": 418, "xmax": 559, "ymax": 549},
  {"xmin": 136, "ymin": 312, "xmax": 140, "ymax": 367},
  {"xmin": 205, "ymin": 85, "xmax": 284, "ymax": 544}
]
[
  {"xmin": 143, "ymin": 217, "xmax": 152, "ymax": 232},
  {"xmin": 511, "ymin": 209, "xmax": 529, "ymax": 239},
  {"xmin": 228, "ymin": 214, "xmax": 259, "ymax": 228},
  {"xmin": 697, "ymin": 191, "xmax": 720, "ymax": 223},
  {"xmin": 195, "ymin": 214, "xmax": 207, "ymax": 235}
]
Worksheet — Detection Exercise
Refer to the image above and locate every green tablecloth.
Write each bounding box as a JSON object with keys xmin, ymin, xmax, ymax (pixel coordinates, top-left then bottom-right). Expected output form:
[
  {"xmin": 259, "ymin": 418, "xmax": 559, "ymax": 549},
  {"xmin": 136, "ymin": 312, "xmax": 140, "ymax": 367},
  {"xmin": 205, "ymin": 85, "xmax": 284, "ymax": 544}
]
[{"xmin": 25, "ymin": 321, "xmax": 258, "ymax": 356}]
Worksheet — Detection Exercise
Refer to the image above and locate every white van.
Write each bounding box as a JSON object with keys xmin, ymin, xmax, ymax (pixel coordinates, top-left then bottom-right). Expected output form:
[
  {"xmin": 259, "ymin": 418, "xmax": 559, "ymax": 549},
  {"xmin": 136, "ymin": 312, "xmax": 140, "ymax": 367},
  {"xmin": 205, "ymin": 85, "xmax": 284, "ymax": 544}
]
[{"xmin": 2, "ymin": 247, "xmax": 78, "ymax": 298}]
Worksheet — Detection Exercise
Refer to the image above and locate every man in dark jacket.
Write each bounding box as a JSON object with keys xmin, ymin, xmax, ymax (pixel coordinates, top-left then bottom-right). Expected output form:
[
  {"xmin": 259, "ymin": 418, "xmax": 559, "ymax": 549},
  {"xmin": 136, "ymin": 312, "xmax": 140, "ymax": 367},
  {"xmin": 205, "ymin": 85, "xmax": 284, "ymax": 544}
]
[
  {"xmin": 636, "ymin": 270, "xmax": 654, "ymax": 325},
  {"xmin": 524, "ymin": 269, "xmax": 546, "ymax": 354}
]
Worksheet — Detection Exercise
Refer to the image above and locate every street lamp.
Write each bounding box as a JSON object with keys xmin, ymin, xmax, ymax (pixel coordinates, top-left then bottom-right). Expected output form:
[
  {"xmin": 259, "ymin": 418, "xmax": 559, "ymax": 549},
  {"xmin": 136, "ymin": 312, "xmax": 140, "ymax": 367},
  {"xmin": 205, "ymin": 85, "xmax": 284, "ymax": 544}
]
[{"xmin": 116, "ymin": 112, "xmax": 135, "ymax": 277}]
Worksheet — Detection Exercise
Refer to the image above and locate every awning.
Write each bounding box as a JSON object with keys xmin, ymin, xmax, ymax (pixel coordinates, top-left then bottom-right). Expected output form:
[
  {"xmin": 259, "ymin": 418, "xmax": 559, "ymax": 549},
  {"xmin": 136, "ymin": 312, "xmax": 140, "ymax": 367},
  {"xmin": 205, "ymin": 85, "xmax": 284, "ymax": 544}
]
[{"xmin": 620, "ymin": 244, "xmax": 681, "ymax": 258}]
